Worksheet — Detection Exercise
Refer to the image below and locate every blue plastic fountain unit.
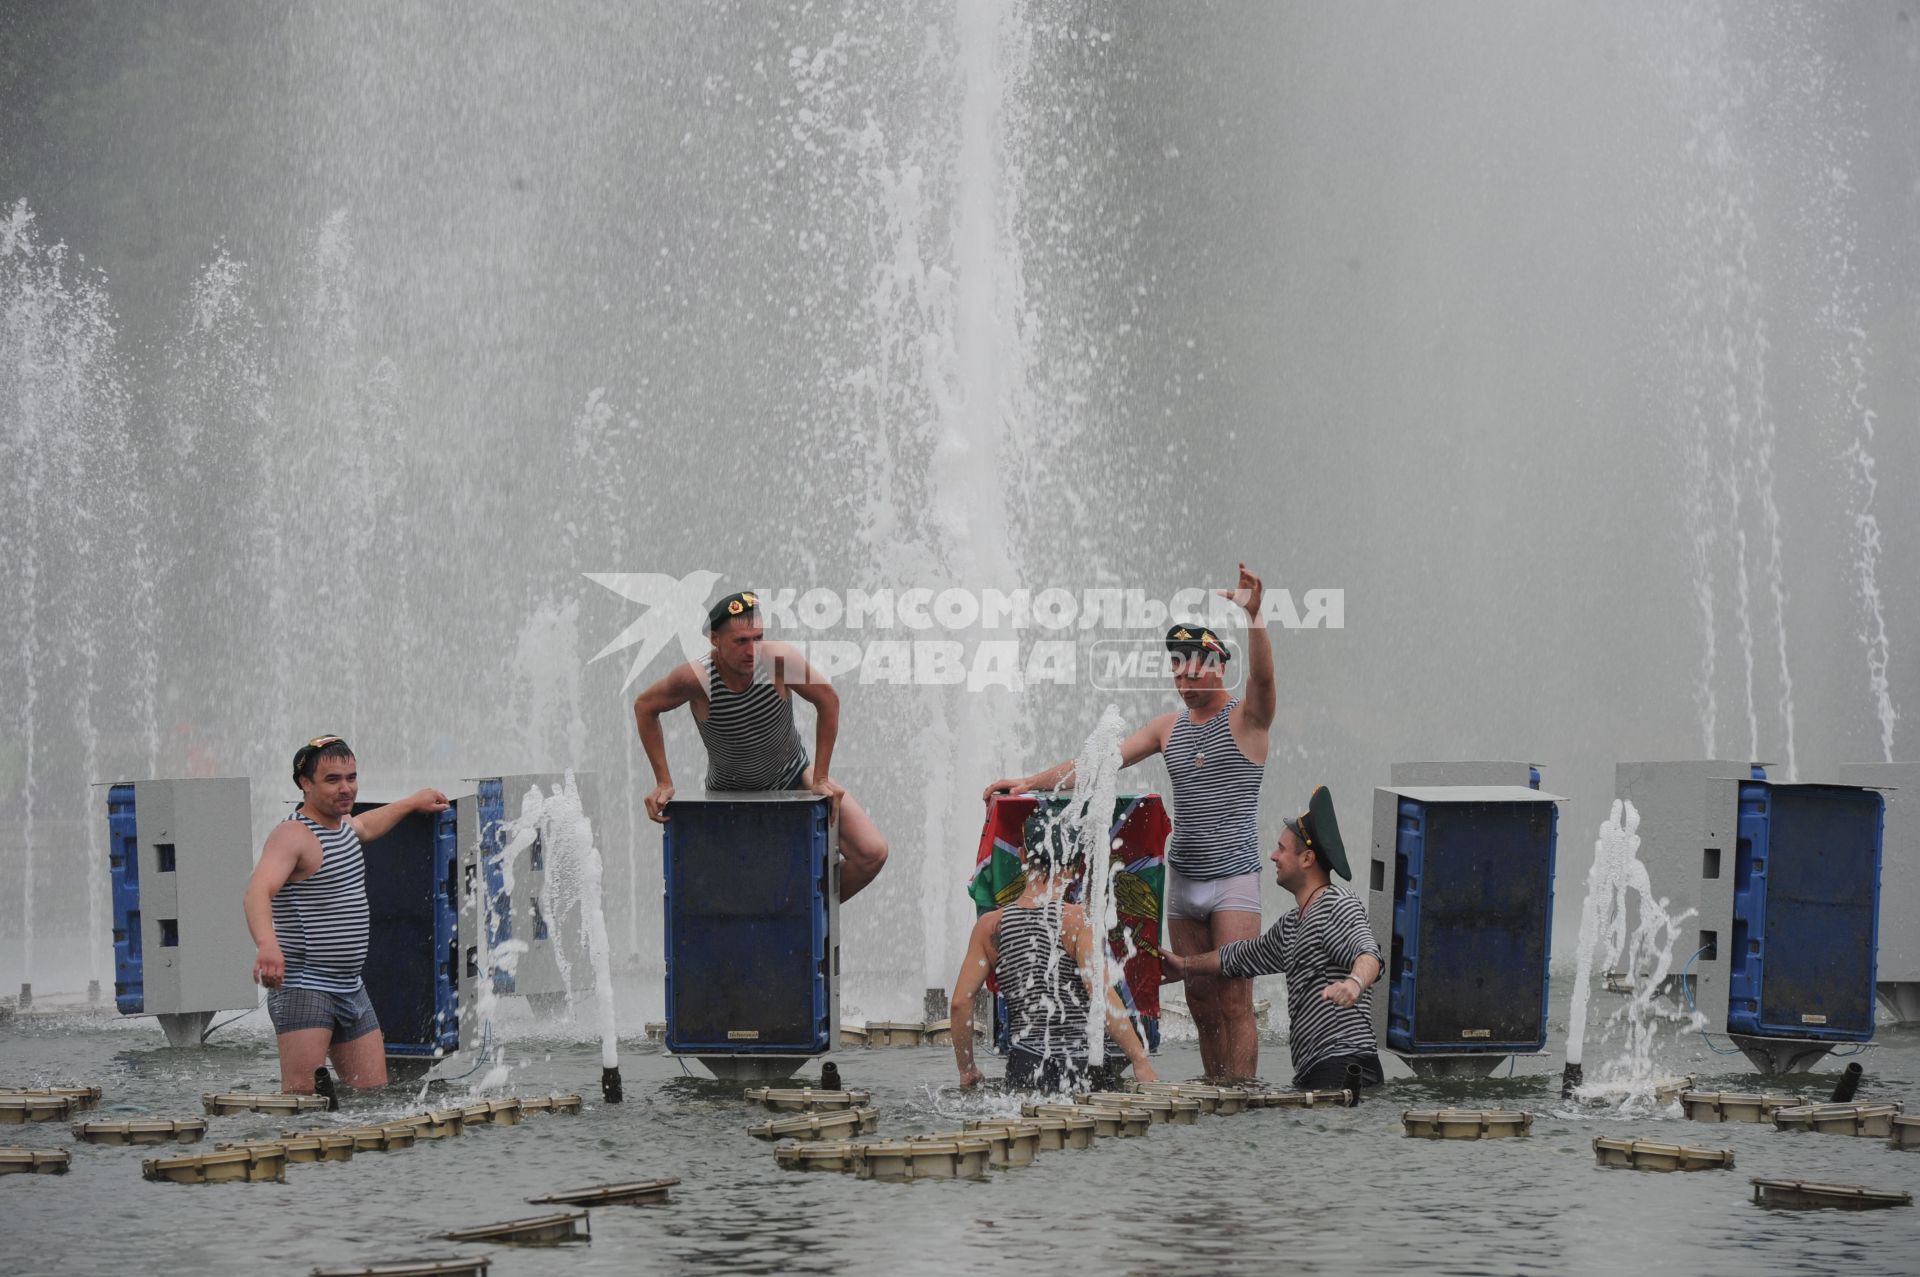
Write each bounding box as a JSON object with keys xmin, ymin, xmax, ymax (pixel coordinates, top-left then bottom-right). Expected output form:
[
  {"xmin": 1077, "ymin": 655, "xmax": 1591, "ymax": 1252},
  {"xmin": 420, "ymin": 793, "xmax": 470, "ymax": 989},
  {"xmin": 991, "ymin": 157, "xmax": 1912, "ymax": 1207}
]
[
  {"xmin": 107, "ymin": 783, "xmax": 143, "ymax": 1014},
  {"xmin": 663, "ymin": 796, "xmax": 835, "ymax": 1055},
  {"xmin": 1725, "ymin": 781, "xmax": 1883, "ymax": 1041},
  {"xmin": 1387, "ymin": 794, "xmax": 1559, "ymax": 1054},
  {"xmin": 359, "ymin": 804, "xmax": 461, "ymax": 1058}
]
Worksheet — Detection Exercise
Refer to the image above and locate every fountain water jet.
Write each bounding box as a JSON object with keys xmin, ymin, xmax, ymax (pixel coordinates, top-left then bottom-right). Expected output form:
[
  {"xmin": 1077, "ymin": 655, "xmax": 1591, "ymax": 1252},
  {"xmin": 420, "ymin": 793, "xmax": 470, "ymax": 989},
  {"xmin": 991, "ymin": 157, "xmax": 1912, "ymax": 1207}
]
[
  {"xmin": 1563, "ymin": 800, "xmax": 1697, "ymax": 1108},
  {"xmin": 1059, "ymin": 705, "xmax": 1126, "ymax": 1066}
]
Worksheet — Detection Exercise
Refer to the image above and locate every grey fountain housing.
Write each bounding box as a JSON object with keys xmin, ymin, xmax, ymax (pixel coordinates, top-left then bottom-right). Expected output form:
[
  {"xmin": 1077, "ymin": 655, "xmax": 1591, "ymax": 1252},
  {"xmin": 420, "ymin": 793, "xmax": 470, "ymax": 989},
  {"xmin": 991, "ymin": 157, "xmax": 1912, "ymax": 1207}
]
[
  {"xmin": 1367, "ymin": 762, "xmax": 1563, "ymax": 1079},
  {"xmin": 1616, "ymin": 760, "xmax": 1885, "ymax": 1073},
  {"xmin": 105, "ymin": 779, "xmax": 259, "ymax": 1046}
]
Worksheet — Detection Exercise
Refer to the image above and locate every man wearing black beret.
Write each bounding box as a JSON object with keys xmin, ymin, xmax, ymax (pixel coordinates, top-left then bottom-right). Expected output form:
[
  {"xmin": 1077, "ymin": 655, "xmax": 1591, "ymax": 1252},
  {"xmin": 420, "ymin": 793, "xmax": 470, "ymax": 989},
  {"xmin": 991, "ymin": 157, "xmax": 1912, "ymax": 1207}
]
[
  {"xmin": 630, "ymin": 588, "xmax": 889, "ymax": 899},
  {"xmin": 985, "ymin": 562, "xmax": 1276, "ymax": 1079}
]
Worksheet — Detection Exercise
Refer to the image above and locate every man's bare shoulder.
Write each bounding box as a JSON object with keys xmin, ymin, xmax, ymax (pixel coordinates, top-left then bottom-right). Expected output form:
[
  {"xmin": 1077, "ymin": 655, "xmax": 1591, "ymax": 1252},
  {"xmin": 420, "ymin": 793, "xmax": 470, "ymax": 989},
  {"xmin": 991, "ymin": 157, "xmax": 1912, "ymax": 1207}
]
[
  {"xmin": 263, "ymin": 817, "xmax": 318, "ymax": 852},
  {"xmin": 258, "ymin": 817, "xmax": 322, "ymax": 877},
  {"xmin": 641, "ymin": 659, "xmax": 706, "ymax": 701}
]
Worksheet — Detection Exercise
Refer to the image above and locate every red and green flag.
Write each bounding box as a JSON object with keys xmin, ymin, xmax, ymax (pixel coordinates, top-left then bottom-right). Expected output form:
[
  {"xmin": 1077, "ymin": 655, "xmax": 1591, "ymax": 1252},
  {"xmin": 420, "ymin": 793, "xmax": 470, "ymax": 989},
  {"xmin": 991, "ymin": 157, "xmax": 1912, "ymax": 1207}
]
[{"xmin": 969, "ymin": 793, "xmax": 1169, "ymax": 1018}]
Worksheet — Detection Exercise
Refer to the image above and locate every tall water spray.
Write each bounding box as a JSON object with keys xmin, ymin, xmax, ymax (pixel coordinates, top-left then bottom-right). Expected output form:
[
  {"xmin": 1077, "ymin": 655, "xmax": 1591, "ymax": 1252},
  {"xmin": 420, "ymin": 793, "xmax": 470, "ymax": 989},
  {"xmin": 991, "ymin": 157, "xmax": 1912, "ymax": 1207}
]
[
  {"xmin": 521, "ymin": 774, "xmax": 621, "ymax": 1078},
  {"xmin": 0, "ymin": 201, "xmax": 137, "ymax": 991},
  {"xmin": 1662, "ymin": 1, "xmax": 1804, "ymax": 776},
  {"xmin": 1564, "ymin": 800, "xmax": 1696, "ymax": 1103},
  {"xmin": 1062, "ymin": 705, "xmax": 1126, "ymax": 1066},
  {"xmin": 784, "ymin": 2, "xmax": 1038, "ymax": 1005},
  {"xmin": 1795, "ymin": 47, "xmax": 1902, "ymax": 762}
]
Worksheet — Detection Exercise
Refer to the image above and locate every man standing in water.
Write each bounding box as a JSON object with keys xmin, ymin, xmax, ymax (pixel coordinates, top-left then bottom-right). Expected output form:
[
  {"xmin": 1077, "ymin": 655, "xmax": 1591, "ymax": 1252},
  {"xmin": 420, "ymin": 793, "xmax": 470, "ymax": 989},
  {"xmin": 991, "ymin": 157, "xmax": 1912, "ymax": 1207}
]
[
  {"xmin": 985, "ymin": 563, "xmax": 1275, "ymax": 1079},
  {"xmin": 243, "ymin": 736, "xmax": 450, "ymax": 1093},
  {"xmin": 631, "ymin": 589, "xmax": 889, "ymax": 899},
  {"xmin": 950, "ymin": 812, "xmax": 1158, "ymax": 1092},
  {"xmin": 1163, "ymin": 786, "xmax": 1385, "ymax": 1097}
]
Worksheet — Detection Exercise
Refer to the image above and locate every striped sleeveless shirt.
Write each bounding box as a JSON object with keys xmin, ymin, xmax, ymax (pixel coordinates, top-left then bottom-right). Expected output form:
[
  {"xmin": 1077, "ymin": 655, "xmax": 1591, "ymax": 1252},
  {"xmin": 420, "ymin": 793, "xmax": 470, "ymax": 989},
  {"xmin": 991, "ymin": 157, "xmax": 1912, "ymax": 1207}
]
[
  {"xmin": 272, "ymin": 811, "xmax": 370, "ymax": 994},
  {"xmin": 996, "ymin": 901, "xmax": 1091, "ymax": 1061},
  {"xmin": 1164, "ymin": 697, "xmax": 1265, "ymax": 880},
  {"xmin": 695, "ymin": 652, "xmax": 810, "ymax": 791}
]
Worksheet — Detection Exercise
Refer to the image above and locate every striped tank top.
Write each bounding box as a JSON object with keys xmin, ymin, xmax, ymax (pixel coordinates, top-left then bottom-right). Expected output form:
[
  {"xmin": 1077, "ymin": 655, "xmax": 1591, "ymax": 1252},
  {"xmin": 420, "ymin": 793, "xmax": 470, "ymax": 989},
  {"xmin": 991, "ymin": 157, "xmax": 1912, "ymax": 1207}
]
[
  {"xmin": 695, "ymin": 652, "xmax": 810, "ymax": 791},
  {"xmin": 996, "ymin": 901, "xmax": 1091, "ymax": 1061},
  {"xmin": 1164, "ymin": 697, "xmax": 1265, "ymax": 880},
  {"xmin": 272, "ymin": 811, "xmax": 370, "ymax": 993},
  {"xmin": 1218, "ymin": 885, "xmax": 1381, "ymax": 1079}
]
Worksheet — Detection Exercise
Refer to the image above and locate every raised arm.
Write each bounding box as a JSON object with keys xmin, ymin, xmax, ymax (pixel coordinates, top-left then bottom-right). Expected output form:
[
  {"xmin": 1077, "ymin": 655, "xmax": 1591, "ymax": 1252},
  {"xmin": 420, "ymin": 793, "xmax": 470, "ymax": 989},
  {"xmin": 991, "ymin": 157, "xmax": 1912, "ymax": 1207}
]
[
  {"xmin": 243, "ymin": 822, "xmax": 314, "ymax": 988},
  {"xmin": 950, "ymin": 912, "xmax": 1000, "ymax": 1088},
  {"xmin": 632, "ymin": 660, "xmax": 702, "ymax": 822},
  {"xmin": 980, "ymin": 713, "xmax": 1174, "ymax": 802},
  {"xmin": 1223, "ymin": 562, "xmax": 1275, "ymax": 737},
  {"xmin": 350, "ymin": 789, "xmax": 450, "ymax": 844},
  {"xmin": 1063, "ymin": 905, "xmax": 1158, "ymax": 1083}
]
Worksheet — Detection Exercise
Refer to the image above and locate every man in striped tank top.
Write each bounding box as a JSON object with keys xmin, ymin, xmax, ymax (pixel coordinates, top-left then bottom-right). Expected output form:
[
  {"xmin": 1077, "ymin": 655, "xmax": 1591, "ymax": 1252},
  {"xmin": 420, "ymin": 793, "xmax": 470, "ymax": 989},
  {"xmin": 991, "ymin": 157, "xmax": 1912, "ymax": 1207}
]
[
  {"xmin": 242, "ymin": 736, "xmax": 450, "ymax": 1094},
  {"xmin": 631, "ymin": 590, "xmax": 889, "ymax": 899},
  {"xmin": 985, "ymin": 563, "xmax": 1276, "ymax": 1080},
  {"xmin": 1164, "ymin": 786, "xmax": 1384, "ymax": 1096},
  {"xmin": 948, "ymin": 813, "xmax": 1157, "ymax": 1092}
]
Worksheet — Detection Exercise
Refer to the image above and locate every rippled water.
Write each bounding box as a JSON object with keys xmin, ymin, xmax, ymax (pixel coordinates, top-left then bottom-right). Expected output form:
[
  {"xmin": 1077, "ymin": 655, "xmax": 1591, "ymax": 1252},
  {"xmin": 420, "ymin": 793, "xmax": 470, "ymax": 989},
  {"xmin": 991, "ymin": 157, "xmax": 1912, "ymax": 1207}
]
[{"xmin": 5, "ymin": 996, "xmax": 1918, "ymax": 1276}]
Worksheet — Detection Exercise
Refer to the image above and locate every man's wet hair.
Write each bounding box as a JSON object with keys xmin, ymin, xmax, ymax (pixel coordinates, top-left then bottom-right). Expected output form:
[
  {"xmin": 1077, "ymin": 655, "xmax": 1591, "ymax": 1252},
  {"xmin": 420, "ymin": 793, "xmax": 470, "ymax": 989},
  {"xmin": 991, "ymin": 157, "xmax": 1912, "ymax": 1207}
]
[{"xmin": 1021, "ymin": 810, "xmax": 1087, "ymax": 875}]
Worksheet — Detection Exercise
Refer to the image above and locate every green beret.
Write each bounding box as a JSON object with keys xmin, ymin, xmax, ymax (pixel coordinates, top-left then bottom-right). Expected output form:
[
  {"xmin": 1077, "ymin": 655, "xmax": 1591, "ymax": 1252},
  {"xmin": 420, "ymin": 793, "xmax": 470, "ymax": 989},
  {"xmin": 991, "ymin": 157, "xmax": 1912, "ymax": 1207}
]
[{"xmin": 705, "ymin": 589, "xmax": 761, "ymax": 633}]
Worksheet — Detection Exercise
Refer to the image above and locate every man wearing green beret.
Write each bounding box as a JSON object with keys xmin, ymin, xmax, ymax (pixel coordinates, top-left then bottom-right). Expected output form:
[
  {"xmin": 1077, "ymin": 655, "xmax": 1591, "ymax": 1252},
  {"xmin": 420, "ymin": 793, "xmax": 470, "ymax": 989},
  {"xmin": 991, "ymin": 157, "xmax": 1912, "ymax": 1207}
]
[
  {"xmin": 985, "ymin": 562, "xmax": 1275, "ymax": 1080},
  {"xmin": 631, "ymin": 589, "xmax": 889, "ymax": 899},
  {"xmin": 1163, "ymin": 786, "xmax": 1386, "ymax": 1095}
]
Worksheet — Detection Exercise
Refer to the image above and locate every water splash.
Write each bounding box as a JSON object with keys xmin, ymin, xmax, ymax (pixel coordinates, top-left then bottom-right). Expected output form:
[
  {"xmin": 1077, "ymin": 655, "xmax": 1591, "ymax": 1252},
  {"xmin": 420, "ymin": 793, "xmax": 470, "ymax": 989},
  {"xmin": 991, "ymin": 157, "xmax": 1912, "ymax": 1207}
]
[
  {"xmin": 1062, "ymin": 705, "xmax": 1126, "ymax": 1066},
  {"xmin": 1565, "ymin": 800, "xmax": 1697, "ymax": 1108},
  {"xmin": 516, "ymin": 773, "xmax": 620, "ymax": 1070},
  {"xmin": 460, "ymin": 813, "xmax": 530, "ymax": 1095}
]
